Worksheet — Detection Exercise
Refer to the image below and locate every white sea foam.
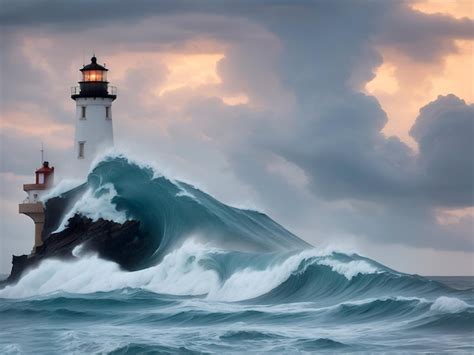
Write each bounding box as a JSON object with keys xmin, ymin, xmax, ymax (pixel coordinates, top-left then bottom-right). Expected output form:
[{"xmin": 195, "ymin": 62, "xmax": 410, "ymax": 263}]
[
  {"xmin": 205, "ymin": 250, "xmax": 378, "ymax": 301},
  {"xmin": 206, "ymin": 249, "xmax": 314, "ymax": 301},
  {"xmin": 0, "ymin": 241, "xmax": 382, "ymax": 301},
  {"xmin": 40, "ymin": 179, "xmax": 84, "ymax": 203},
  {"xmin": 0, "ymin": 240, "xmax": 218, "ymax": 299},
  {"xmin": 318, "ymin": 258, "xmax": 379, "ymax": 280},
  {"xmin": 54, "ymin": 183, "xmax": 128, "ymax": 233},
  {"xmin": 430, "ymin": 296, "xmax": 469, "ymax": 313},
  {"xmin": 340, "ymin": 296, "xmax": 428, "ymax": 307}
]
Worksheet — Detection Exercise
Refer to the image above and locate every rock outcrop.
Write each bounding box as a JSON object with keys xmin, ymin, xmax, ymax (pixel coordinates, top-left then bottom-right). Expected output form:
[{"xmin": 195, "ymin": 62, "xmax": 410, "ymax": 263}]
[{"xmin": 1, "ymin": 214, "xmax": 142, "ymax": 287}]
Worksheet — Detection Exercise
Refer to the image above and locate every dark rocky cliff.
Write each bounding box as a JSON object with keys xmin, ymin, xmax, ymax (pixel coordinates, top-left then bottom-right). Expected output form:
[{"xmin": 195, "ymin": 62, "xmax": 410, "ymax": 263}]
[
  {"xmin": 42, "ymin": 183, "xmax": 88, "ymax": 242},
  {"xmin": 1, "ymin": 214, "xmax": 144, "ymax": 287}
]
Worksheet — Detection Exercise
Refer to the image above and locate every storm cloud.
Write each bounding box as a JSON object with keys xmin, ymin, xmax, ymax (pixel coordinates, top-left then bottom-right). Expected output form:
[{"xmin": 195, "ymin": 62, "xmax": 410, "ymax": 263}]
[{"xmin": 1, "ymin": 0, "xmax": 473, "ymax": 274}]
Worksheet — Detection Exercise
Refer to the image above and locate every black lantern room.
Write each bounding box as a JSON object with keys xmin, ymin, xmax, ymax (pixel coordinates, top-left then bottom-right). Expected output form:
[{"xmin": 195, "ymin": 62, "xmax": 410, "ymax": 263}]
[{"xmin": 71, "ymin": 56, "xmax": 117, "ymax": 100}]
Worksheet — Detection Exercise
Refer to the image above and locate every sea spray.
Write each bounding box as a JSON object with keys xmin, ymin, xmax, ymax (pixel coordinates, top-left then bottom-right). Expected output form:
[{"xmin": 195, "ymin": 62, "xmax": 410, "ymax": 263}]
[
  {"xmin": 430, "ymin": 296, "xmax": 469, "ymax": 313},
  {"xmin": 54, "ymin": 184, "xmax": 128, "ymax": 233},
  {"xmin": 0, "ymin": 240, "xmax": 378, "ymax": 300}
]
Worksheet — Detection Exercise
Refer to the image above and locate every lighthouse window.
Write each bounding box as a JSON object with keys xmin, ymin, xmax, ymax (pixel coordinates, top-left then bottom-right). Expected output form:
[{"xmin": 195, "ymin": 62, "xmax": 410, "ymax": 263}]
[
  {"xmin": 78, "ymin": 141, "xmax": 85, "ymax": 159},
  {"xmin": 81, "ymin": 106, "xmax": 86, "ymax": 119},
  {"xmin": 106, "ymin": 106, "xmax": 111, "ymax": 119},
  {"xmin": 83, "ymin": 70, "xmax": 106, "ymax": 82}
]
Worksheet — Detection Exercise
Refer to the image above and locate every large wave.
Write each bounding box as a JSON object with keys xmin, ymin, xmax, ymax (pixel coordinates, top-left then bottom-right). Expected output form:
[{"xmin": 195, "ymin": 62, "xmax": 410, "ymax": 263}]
[
  {"xmin": 41, "ymin": 155, "xmax": 309, "ymax": 269},
  {"xmin": 0, "ymin": 241, "xmax": 379, "ymax": 299},
  {"xmin": 2, "ymin": 155, "xmax": 471, "ymax": 303},
  {"xmin": 1, "ymin": 154, "xmax": 472, "ymax": 353}
]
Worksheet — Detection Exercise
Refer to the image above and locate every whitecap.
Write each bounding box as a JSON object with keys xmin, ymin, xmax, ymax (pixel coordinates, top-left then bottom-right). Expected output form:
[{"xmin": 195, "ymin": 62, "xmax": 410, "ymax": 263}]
[
  {"xmin": 317, "ymin": 258, "xmax": 379, "ymax": 280},
  {"xmin": 430, "ymin": 296, "xmax": 469, "ymax": 314}
]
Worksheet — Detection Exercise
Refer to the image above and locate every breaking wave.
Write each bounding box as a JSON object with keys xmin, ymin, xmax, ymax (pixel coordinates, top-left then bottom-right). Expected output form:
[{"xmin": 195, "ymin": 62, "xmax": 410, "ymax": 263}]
[
  {"xmin": 1, "ymin": 154, "xmax": 473, "ymax": 353},
  {"xmin": 0, "ymin": 241, "xmax": 384, "ymax": 300}
]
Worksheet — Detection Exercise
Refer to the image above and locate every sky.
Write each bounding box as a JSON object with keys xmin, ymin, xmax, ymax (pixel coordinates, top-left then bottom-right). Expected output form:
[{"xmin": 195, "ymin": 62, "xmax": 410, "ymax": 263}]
[{"xmin": 0, "ymin": 0, "xmax": 473, "ymax": 275}]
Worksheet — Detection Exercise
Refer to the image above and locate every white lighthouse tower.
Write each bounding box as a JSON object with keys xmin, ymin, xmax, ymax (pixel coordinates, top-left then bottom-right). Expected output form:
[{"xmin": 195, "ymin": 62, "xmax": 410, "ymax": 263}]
[{"xmin": 71, "ymin": 56, "xmax": 117, "ymax": 173}]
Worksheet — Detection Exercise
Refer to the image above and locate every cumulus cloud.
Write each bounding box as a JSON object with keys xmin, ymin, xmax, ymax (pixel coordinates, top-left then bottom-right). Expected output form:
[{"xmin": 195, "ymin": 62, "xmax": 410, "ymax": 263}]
[{"xmin": 411, "ymin": 95, "xmax": 474, "ymax": 207}]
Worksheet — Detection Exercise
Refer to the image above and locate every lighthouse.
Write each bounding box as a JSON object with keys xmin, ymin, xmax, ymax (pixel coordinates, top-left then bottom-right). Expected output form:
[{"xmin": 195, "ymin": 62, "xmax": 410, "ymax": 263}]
[
  {"xmin": 18, "ymin": 56, "xmax": 117, "ymax": 254},
  {"xmin": 71, "ymin": 56, "xmax": 117, "ymax": 172}
]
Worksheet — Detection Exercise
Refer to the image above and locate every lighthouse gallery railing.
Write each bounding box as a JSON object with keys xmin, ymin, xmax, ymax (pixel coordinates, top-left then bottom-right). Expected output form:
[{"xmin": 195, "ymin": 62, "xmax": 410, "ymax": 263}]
[{"xmin": 71, "ymin": 85, "xmax": 117, "ymax": 96}]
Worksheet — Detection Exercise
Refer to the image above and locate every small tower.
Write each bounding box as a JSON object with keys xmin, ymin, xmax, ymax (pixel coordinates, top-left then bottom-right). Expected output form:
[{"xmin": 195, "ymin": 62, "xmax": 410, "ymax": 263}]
[
  {"xmin": 19, "ymin": 161, "xmax": 55, "ymax": 252},
  {"xmin": 71, "ymin": 55, "xmax": 117, "ymax": 172}
]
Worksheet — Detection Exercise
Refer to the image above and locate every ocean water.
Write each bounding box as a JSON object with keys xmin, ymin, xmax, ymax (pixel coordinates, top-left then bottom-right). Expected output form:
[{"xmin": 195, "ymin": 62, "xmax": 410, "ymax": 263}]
[{"xmin": 1, "ymin": 155, "xmax": 473, "ymax": 353}]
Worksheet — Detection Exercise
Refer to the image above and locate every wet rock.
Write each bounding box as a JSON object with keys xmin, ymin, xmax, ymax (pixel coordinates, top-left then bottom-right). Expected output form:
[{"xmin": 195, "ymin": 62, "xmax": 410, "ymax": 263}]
[{"xmin": 1, "ymin": 214, "xmax": 141, "ymax": 287}]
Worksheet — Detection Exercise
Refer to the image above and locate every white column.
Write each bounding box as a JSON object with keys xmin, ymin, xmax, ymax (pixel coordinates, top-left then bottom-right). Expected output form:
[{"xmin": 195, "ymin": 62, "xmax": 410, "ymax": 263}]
[{"xmin": 74, "ymin": 97, "xmax": 114, "ymax": 173}]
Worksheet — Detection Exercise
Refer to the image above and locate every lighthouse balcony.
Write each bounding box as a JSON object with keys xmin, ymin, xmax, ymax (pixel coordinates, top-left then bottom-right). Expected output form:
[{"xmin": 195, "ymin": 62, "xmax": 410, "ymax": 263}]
[{"xmin": 71, "ymin": 85, "xmax": 117, "ymax": 100}]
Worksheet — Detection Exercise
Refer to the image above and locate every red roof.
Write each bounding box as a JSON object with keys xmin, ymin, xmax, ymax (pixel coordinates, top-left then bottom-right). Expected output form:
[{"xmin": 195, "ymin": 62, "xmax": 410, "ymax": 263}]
[
  {"xmin": 35, "ymin": 161, "xmax": 54, "ymax": 174},
  {"xmin": 36, "ymin": 166, "xmax": 54, "ymax": 174}
]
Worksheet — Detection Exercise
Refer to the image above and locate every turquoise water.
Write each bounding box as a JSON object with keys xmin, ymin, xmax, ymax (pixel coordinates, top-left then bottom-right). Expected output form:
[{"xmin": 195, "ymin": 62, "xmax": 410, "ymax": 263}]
[
  {"xmin": 1, "ymin": 156, "xmax": 472, "ymax": 353},
  {"xmin": 1, "ymin": 269, "xmax": 472, "ymax": 353}
]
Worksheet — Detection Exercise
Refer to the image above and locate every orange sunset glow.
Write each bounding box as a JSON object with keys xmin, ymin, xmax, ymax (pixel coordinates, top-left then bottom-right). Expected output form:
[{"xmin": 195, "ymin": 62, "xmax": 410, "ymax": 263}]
[
  {"xmin": 365, "ymin": 0, "xmax": 473, "ymax": 147},
  {"xmin": 157, "ymin": 53, "xmax": 224, "ymax": 95},
  {"xmin": 366, "ymin": 39, "xmax": 473, "ymax": 147},
  {"xmin": 103, "ymin": 51, "xmax": 249, "ymax": 108},
  {"xmin": 411, "ymin": 0, "xmax": 473, "ymax": 19}
]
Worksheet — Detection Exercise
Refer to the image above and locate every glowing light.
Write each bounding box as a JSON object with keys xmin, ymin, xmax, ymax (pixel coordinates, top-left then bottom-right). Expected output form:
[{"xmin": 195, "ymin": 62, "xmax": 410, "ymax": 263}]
[{"xmin": 83, "ymin": 70, "xmax": 105, "ymax": 82}]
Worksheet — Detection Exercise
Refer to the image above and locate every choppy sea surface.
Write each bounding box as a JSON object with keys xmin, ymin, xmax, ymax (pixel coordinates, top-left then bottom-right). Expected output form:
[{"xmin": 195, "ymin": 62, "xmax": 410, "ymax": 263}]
[{"xmin": 1, "ymin": 155, "xmax": 473, "ymax": 353}]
